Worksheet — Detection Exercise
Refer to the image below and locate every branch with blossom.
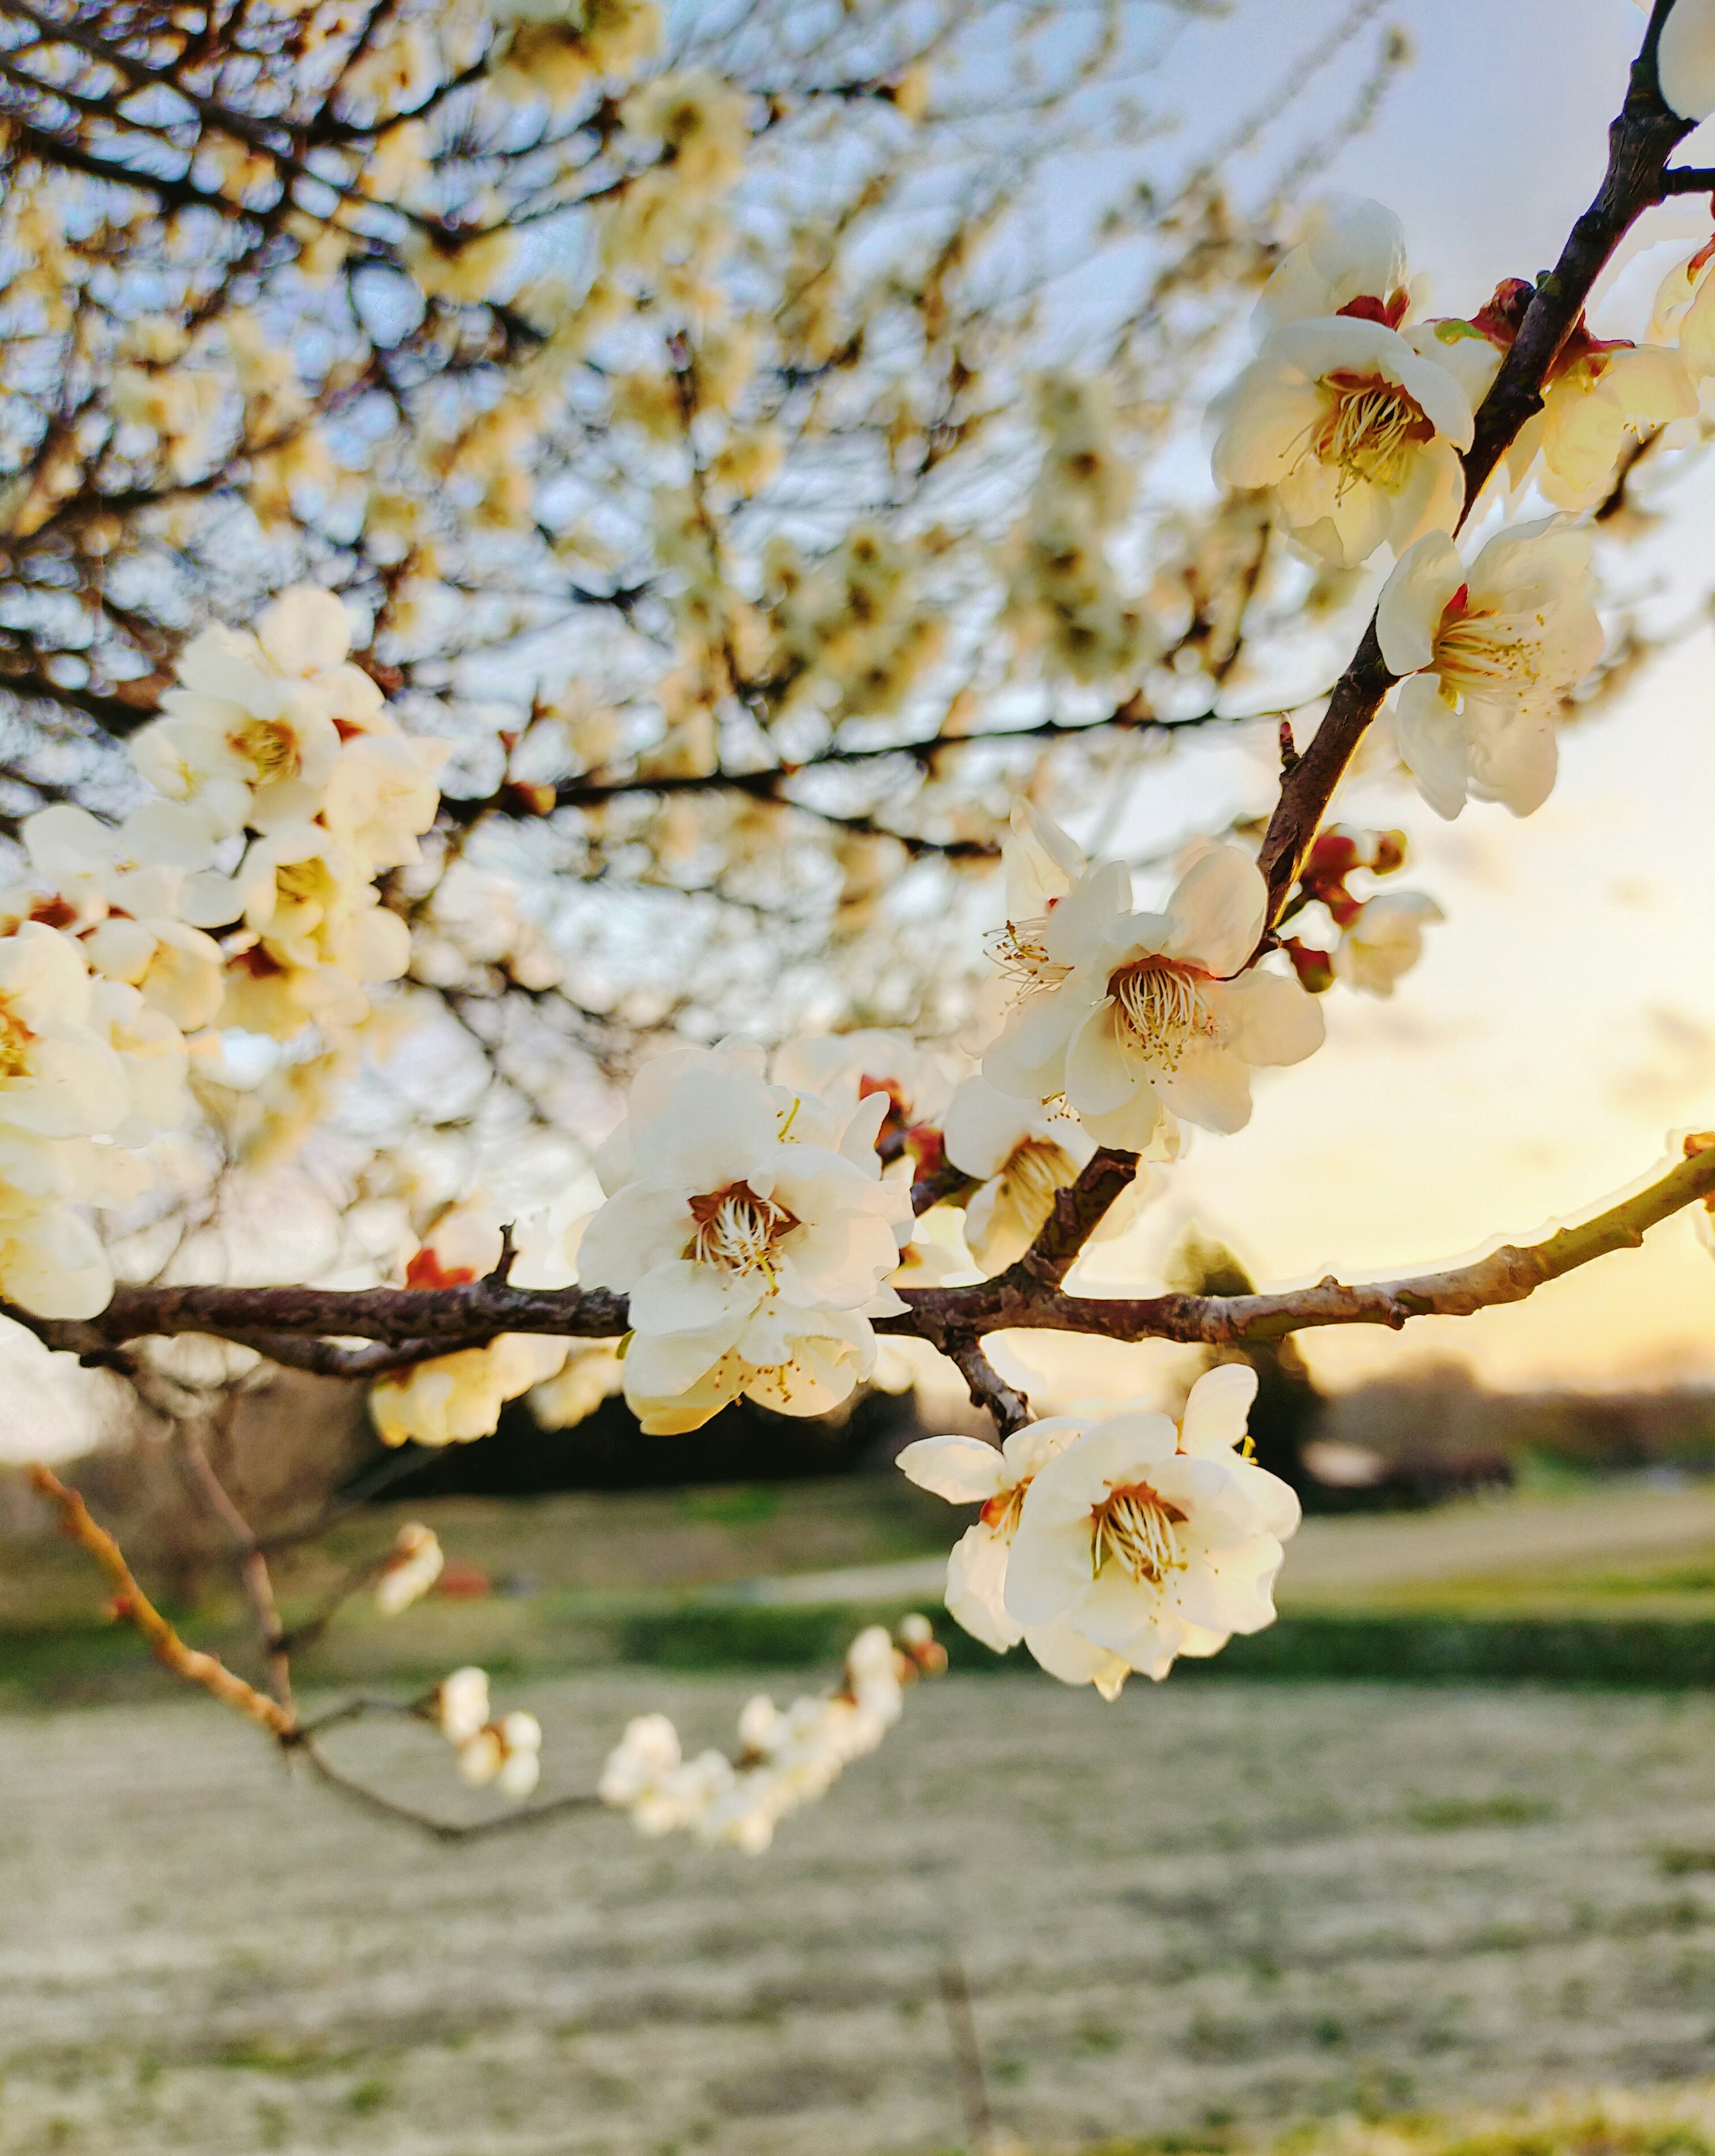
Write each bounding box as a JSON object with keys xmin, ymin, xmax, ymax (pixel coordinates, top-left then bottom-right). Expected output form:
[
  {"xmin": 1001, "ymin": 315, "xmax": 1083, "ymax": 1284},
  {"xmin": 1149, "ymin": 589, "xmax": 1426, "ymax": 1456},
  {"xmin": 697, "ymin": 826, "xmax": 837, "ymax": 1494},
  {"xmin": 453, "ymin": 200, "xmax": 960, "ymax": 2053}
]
[
  {"xmin": 27, "ymin": 1460, "xmax": 945, "ymax": 1846},
  {"xmin": 12, "ymin": 0, "xmax": 1715, "ymax": 1827}
]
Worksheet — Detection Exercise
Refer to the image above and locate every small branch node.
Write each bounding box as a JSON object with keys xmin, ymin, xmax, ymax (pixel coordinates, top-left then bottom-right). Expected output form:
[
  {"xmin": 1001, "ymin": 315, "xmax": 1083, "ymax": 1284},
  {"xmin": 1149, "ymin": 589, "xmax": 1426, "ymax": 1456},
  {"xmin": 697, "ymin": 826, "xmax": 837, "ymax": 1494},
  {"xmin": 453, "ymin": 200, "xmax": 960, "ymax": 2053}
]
[{"xmin": 488, "ymin": 1224, "xmax": 519, "ymax": 1286}]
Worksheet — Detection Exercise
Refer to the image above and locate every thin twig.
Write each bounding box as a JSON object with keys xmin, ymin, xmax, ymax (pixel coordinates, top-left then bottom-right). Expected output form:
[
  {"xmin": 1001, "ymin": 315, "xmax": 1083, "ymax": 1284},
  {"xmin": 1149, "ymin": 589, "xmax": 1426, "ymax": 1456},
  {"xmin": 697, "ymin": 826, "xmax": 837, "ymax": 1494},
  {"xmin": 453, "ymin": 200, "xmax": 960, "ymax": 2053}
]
[
  {"xmin": 26, "ymin": 1465, "xmax": 294, "ymax": 1736},
  {"xmin": 173, "ymin": 1414, "xmax": 293, "ymax": 1711}
]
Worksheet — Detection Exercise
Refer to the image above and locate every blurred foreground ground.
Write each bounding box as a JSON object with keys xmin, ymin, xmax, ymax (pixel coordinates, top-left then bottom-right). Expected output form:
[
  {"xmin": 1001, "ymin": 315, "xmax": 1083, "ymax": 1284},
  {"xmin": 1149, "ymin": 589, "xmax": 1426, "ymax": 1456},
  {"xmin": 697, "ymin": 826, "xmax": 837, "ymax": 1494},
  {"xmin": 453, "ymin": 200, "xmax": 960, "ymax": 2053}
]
[{"xmin": 4, "ymin": 1675, "xmax": 1715, "ymax": 2155}]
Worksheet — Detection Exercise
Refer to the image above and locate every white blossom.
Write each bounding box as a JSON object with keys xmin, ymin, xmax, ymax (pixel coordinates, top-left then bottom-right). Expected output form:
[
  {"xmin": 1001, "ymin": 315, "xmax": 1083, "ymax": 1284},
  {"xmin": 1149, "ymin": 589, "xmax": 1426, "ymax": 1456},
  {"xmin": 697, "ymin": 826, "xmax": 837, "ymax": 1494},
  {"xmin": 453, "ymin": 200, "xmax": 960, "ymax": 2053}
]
[
  {"xmin": 456, "ymin": 1711, "xmax": 543, "ymax": 1799},
  {"xmin": 578, "ymin": 1046, "xmax": 909, "ymax": 1433},
  {"xmin": 1210, "ymin": 315, "xmax": 1473, "ymax": 566},
  {"xmin": 599, "ymin": 1625, "xmax": 919, "ymax": 1854},
  {"xmin": 599, "ymin": 1713, "xmax": 736, "ymax": 1837},
  {"xmin": 431, "ymin": 1666, "xmax": 491, "ymax": 1745},
  {"xmin": 1001, "ymin": 1367, "xmax": 1300, "ymax": 1695},
  {"xmin": 1651, "ymin": 238, "xmax": 1715, "ymax": 381},
  {"xmin": 1527, "ymin": 345, "xmax": 1696, "ymax": 508},
  {"xmin": 371, "ymin": 1335, "xmax": 569, "ymax": 1448},
  {"xmin": 0, "ymin": 1184, "xmax": 114, "ymax": 1319},
  {"xmin": 982, "ymin": 813, "xmax": 1323, "ymax": 1146},
  {"xmin": 0, "ymin": 923, "xmax": 131, "ymax": 1140},
  {"xmin": 1377, "ymin": 521, "xmax": 1604, "ymax": 819}
]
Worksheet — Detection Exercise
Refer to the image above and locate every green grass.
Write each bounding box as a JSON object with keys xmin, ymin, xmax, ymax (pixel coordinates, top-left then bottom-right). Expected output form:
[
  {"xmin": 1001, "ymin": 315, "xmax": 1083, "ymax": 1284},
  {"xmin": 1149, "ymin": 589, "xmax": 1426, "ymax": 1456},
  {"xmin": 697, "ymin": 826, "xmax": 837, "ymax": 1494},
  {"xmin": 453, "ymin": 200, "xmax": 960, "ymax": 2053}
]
[{"xmin": 14, "ymin": 1601, "xmax": 1715, "ymax": 1707}]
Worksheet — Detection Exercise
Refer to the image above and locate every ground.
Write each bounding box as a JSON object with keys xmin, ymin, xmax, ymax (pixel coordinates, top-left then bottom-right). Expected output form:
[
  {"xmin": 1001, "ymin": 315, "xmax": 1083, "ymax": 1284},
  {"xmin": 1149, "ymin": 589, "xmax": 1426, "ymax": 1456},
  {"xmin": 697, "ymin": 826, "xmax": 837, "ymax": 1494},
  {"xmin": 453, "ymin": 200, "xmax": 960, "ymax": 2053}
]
[{"xmin": 4, "ymin": 1675, "xmax": 1715, "ymax": 2156}]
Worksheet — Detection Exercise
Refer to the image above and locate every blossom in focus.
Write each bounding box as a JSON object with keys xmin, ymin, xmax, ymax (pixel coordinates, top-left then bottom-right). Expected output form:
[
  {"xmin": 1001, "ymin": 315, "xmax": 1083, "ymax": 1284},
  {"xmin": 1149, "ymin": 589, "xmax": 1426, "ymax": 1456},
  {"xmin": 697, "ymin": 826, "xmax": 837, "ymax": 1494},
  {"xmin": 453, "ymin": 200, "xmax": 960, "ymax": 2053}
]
[
  {"xmin": 1252, "ymin": 196, "xmax": 1409, "ymax": 340},
  {"xmin": 1002, "ymin": 1367, "xmax": 1301, "ymax": 1696},
  {"xmin": 982, "ymin": 812, "xmax": 1324, "ymax": 1146},
  {"xmin": 577, "ymin": 1046, "xmax": 910, "ymax": 1433},
  {"xmin": 898, "ymin": 1420, "xmax": 1083, "ymax": 1651},
  {"xmin": 375, "ymin": 1522, "xmax": 444, "ymax": 1616},
  {"xmin": 1210, "ymin": 316, "xmax": 1473, "ymax": 566},
  {"xmin": 1376, "ymin": 521, "xmax": 1604, "ymax": 819},
  {"xmin": 939, "ymin": 1075, "xmax": 1154, "ymax": 1274},
  {"xmin": 1333, "ymin": 892, "xmax": 1444, "ymax": 997}
]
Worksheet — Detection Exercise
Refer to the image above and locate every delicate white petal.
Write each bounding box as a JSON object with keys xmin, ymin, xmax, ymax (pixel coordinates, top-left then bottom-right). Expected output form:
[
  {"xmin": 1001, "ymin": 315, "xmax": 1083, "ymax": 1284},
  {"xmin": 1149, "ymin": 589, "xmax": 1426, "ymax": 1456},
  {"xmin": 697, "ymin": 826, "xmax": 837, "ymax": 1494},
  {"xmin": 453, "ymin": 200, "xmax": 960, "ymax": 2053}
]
[
  {"xmin": 1209, "ymin": 969, "xmax": 1326, "ymax": 1069},
  {"xmin": 945, "ymin": 1525, "xmax": 1021, "ymax": 1652},
  {"xmin": 1152, "ymin": 1040, "xmax": 1254, "ymax": 1135},
  {"xmin": 897, "ymin": 1433, "xmax": 1006, "ymax": 1504},
  {"xmin": 1161, "ymin": 846, "xmax": 1267, "ymax": 978},
  {"xmin": 942, "ymin": 1076, "xmax": 1038, "ymax": 1180},
  {"xmin": 1376, "ymin": 531, "xmax": 1464, "ymax": 676},
  {"xmin": 1178, "ymin": 1363, "xmax": 1259, "ymax": 1458}
]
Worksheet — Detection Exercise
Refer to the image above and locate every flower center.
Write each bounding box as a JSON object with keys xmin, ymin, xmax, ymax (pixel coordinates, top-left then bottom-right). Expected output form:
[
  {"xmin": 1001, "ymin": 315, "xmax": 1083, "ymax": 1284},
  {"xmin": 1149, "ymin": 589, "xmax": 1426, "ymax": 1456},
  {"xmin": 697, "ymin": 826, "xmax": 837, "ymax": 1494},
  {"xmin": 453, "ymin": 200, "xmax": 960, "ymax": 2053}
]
[
  {"xmin": 1310, "ymin": 369, "xmax": 1434, "ymax": 497},
  {"xmin": 0, "ymin": 995, "xmax": 34, "ymax": 1080},
  {"xmin": 1433, "ymin": 602, "xmax": 1544, "ymax": 696},
  {"xmin": 1090, "ymin": 1482, "xmax": 1187, "ymax": 1585},
  {"xmin": 687, "ymin": 1182, "xmax": 798, "ymax": 1277},
  {"xmin": 229, "ymin": 717, "xmax": 301, "ymax": 781},
  {"xmin": 1108, "ymin": 958, "xmax": 1216, "ymax": 1070}
]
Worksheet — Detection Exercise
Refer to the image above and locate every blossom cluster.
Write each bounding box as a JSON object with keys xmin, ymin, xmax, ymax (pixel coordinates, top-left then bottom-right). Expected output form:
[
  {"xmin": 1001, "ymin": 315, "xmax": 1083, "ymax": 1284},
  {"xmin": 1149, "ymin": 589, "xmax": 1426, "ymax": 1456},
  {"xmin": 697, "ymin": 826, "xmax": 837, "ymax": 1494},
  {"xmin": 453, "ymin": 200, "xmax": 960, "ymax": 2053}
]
[
  {"xmin": 1208, "ymin": 196, "xmax": 1643, "ymax": 822},
  {"xmin": 598, "ymin": 1620, "xmax": 941, "ymax": 1853},
  {"xmin": 431, "ymin": 1666, "xmax": 544, "ymax": 1799},
  {"xmin": 0, "ymin": 587, "xmax": 443, "ymax": 1320}
]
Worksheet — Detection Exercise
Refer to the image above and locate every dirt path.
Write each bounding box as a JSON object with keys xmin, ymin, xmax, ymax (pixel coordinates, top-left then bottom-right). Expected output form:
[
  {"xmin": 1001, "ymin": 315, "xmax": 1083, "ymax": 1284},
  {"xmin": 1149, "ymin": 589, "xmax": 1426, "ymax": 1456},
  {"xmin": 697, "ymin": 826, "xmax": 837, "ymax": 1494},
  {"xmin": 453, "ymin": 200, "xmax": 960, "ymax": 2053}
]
[{"xmin": 3, "ymin": 1676, "xmax": 1715, "ymax": 2155}]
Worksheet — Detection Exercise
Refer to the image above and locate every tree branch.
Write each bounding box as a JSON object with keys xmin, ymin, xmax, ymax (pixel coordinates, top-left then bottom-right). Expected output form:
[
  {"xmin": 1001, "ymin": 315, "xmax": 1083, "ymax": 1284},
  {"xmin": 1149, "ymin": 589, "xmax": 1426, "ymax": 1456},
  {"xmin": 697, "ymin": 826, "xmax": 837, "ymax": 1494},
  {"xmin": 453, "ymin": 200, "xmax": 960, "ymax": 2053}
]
[
  {"xmin": 10, "ymin": 1143, "xmax": 1714, "ymax": 1370},
  {"xmin": 26, "ymin": 1463, "xmax": 295, "ymax": 1735}
]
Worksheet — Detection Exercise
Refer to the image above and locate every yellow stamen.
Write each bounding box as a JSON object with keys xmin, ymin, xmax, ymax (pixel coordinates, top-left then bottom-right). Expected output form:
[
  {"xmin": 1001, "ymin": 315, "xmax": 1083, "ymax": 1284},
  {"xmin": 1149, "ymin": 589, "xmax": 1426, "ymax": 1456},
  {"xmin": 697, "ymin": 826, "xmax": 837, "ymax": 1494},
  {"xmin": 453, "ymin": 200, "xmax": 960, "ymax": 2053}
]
[
  {"xmin": 1433, "ymin": 606, "xmax": 1549, "ymax": 694},
  {"xmin": 1309, "ymin": 369, "xmax": 1434, "ymax": 498},
  {"xmin": 1108, "ymin": 959, "xmax": 1216, "ymax": 1070},
  {"xmin": 686, "ymin": 1182, "xmax": 797, "ymax": 1279},
  {"xmin": 1090, "ymin": 1482, "xmax": 1186, "ymax": 1585},
  {"xmin": 998, "ymin": 1137, "xmax": 1083, "ymax": 1235}
]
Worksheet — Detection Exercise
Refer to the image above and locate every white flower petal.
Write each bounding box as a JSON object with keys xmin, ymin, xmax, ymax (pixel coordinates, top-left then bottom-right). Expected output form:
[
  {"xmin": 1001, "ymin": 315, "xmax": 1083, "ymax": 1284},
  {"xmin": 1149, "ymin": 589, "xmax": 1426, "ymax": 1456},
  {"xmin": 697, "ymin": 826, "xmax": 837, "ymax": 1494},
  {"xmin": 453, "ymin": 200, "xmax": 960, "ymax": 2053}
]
[
  {"xmin": 1161, "ymin": 846, "xmax": 1267, "ymax": 978},
  {"xmin": 1178, "ymin": 1363, "xmax": 1259, "ymax": 1458},
  {"xmin": 896, "ymin": 1433, "xmax": 1006, "ymax": 1504},
  {"xmin": 1376, "ymin": 531, "xmax": 1464, "ymax": 676}
]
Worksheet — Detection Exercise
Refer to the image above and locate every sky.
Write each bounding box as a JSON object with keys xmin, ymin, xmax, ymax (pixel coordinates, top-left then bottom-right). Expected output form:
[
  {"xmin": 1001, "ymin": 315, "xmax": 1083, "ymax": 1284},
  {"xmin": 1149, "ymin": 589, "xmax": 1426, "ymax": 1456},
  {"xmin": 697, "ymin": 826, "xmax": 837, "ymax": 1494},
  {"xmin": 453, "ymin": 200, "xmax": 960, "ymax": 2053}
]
[{"xmin": 990, "ymin": 0, "xmax": 1715, "ymax": 1411}]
